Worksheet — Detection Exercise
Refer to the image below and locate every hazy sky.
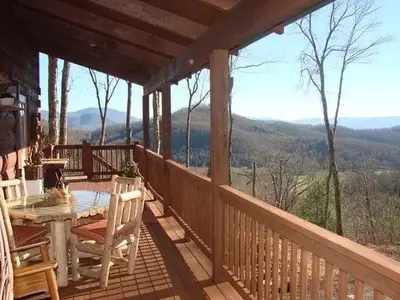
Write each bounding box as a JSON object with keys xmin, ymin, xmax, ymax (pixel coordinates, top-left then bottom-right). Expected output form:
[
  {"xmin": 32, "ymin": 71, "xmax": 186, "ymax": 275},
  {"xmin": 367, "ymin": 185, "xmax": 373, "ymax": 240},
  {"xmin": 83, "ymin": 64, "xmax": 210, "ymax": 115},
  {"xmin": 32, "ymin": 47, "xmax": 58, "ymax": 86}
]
[{"xmin": 39, "ymin": 0, "xmax": 399, "ymax": 121}]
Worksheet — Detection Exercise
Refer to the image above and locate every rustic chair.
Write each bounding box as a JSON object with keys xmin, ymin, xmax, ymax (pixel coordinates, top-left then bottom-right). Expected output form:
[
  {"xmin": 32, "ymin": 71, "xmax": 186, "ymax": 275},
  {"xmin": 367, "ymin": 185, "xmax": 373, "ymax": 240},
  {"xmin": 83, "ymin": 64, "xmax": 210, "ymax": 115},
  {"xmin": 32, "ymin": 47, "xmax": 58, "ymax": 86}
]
[
  {"xmin": 70, "ymin": 187, "xmax": 146, "ymax": 288},
  {"xmin": 0, "ymin": 178, "xmax": 27, "ymax": 201},
  {"xmin": 0, "ymin": 195, "xmax": 49, "ymax": 267},
  {"xmin": 0, "ymin": 201, "xmax": 59, "ymax": 300},
  {"xmin": 111, "ymin": 174, "xmax": 142, "ymax": 194}
]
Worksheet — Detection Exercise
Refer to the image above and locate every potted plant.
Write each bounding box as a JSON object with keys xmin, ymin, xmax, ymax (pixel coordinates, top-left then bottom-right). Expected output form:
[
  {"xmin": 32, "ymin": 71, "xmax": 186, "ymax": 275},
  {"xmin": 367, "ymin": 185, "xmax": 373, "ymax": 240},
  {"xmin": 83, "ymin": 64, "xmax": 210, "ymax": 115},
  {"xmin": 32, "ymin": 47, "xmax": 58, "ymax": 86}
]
[
  {"xmin": 24, "ymin": 132, "xmax": 49, "ymax": 195},
  {"xmin": 118, "ymin": 160, "xmax": 142, "ymax": 186}
]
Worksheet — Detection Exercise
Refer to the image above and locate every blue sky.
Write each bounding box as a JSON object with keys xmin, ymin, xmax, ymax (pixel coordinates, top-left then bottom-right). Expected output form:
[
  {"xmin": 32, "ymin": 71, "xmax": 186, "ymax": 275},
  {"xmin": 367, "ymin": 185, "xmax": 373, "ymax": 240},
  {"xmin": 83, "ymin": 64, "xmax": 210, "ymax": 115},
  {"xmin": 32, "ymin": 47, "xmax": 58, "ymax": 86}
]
[{"xmin": 39, "ymin": 0, "xmax": 399, "ymax": 121}]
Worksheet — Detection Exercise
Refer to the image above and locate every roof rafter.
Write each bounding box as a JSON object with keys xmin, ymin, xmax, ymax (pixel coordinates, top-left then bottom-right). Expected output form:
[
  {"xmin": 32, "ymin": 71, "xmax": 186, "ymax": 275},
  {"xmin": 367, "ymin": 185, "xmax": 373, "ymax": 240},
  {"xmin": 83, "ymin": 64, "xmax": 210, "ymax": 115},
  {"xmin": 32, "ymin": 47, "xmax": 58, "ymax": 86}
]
[
  {"xmin": 38, "ymin": 41, "xmax": 150, "ymax": 84},
  {"xmin": 15, "ymin": 6, "xmax": 170, "ymax": 68},
  {"xmin": 193, "ymin": 0, "xmax": 239, "ymax": 11},
  {"xmin": 144, "ymin": 0, "xmax": 332, "ymax": 94},
  {"xmin": 17, "ymin": 0, "xmax": 185, "ymax": 58},
  {"xmin": 28, "ymin": 26, "xmax": 159, "ymax": 79},
  {"xmin": 61, "ymin": 0, "xmax": 207, "ymax": 42}
]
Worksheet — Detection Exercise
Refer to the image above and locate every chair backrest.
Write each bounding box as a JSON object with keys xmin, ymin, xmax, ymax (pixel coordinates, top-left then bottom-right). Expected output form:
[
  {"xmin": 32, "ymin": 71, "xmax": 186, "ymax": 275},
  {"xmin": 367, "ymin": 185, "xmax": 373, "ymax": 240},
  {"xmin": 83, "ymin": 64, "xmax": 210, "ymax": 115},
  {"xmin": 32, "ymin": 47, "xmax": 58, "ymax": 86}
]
[
  {"xmin": 0, "ymin": 178, "xmax": 27, "ymax": 201},
  {"xmin": 0, "ymin": 196, "xmax": 18, "ymax": 266},
  {"xmin": 110, "ymin": 175, "xmax": 142, "ymax": 194},
  {"xmin": 0, "ymin": 196, "xmax": 13, "ymax": 300},
  {"xmin": 104, "ymin": 188, "xmax": 145, "ymax": 251}
]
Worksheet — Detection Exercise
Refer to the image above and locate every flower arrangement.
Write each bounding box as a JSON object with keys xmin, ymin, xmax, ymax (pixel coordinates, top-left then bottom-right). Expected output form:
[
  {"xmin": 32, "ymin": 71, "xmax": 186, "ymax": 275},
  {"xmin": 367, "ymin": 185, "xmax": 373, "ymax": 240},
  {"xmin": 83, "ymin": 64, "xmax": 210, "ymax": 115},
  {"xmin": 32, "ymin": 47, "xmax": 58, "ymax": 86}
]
[
  {"xmin": 37, "ymin": 188, "xmax": 72, "ymax": 207},
  {"xmin": 24, "ymin": 130, "xmax": 50, "ymax": 180}
]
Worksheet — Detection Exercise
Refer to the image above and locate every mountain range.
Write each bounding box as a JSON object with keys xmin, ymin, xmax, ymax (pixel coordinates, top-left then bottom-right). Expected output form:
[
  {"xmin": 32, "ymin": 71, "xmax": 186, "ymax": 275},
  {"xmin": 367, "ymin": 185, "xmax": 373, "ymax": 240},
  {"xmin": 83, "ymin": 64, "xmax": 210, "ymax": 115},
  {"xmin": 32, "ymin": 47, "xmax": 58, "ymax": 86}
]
[
  {"xmin": 41, "ymin": 107, "xmax": 140, "ymax": 130},
  {"xmin": 88, "ymin": 107, "xmax": 400, "ymax": 170},
  {"xmin": 291, "ymin": 117, "xmax": 400, "ymax": 129}
]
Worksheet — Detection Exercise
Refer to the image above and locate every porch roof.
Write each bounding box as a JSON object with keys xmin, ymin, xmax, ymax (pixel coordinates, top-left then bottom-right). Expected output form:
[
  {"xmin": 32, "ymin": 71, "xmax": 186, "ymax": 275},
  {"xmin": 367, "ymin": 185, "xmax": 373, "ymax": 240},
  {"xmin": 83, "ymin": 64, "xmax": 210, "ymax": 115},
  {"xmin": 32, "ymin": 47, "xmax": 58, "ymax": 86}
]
[{"xmin": 13, "ymin": 0, "xmax": 331, "ymax": 91}]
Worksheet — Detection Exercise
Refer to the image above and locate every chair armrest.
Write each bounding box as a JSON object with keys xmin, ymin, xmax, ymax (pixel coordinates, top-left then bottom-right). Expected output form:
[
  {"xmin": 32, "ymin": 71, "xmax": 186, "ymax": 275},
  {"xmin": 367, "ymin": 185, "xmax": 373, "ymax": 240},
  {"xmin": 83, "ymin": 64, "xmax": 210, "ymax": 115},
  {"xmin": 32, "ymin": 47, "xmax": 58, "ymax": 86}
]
[
  {"xmin": 10, "ymin": 239, "xmax": 50, "ymax": 253},
  {"xmin": 14, "ymin": 261, "xmax": 58, "ymax": 278}
]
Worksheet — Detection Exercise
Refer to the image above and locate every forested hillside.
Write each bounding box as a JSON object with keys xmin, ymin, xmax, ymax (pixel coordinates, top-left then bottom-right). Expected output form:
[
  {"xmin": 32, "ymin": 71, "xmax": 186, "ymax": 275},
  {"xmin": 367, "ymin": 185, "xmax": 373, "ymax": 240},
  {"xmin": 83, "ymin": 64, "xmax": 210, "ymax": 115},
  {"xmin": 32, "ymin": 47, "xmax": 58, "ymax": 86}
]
[{"xmin": 89, "ymin": 106, "xmax": 400, "ymax": 171}]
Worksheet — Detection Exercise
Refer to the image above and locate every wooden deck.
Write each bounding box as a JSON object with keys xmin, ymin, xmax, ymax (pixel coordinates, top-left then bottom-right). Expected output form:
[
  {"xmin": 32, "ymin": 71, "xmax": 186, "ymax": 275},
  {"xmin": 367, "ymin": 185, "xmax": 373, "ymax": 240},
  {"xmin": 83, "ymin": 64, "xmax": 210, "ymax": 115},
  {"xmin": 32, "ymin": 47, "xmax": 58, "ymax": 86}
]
[{"xmin": 62, "ymin": 181, "xmax": 241, "ymax": 300}]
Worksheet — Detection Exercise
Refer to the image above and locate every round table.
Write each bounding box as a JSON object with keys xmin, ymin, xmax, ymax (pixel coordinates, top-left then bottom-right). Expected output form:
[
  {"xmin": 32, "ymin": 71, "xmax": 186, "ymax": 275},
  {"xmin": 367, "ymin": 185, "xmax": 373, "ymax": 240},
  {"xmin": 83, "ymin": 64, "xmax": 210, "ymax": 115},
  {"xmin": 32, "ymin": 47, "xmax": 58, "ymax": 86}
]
[{"xmin": 7, "ymin": 190, "xmax": 111, "ymax": 287}]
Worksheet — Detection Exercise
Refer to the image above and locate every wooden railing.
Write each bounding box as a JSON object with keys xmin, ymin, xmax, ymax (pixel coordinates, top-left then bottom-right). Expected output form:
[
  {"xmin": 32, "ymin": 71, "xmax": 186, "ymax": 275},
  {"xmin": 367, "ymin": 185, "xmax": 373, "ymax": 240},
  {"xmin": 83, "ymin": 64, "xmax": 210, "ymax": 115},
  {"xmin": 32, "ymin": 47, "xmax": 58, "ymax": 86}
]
[
  {"xmin": 50, "ymin": 142, "xmax": 136, "ymax": 179},
  {"xmin": 220, "ymin": 185, "xmax": 400, "ymax": 300},
  {"xmin": 135, "ymin": 145, "xmax": 213, "ymax": 256},
  {"xmin": 135, "ymin": 143, "xmax": 400, "ymax": 300}
]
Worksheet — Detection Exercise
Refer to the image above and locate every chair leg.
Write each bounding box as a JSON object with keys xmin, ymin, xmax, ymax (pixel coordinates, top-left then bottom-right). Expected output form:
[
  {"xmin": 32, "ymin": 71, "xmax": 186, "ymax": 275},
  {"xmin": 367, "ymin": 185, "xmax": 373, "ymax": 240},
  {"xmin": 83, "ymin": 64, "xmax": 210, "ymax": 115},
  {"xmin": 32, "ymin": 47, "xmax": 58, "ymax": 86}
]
[
  {"xmin": 127, "ymin": 238, "xmax": 140, "ymax": 275},
  {"xmin": 99, "ymin": 247, "xmax": 112, "ymax": 288},
  {"xmin": 70, "ymin": 233, "xmax": 80, "ymax": 281},
  {"xmin": 45, "ymin": 269, "xmax": 60, "ymax": 300}
]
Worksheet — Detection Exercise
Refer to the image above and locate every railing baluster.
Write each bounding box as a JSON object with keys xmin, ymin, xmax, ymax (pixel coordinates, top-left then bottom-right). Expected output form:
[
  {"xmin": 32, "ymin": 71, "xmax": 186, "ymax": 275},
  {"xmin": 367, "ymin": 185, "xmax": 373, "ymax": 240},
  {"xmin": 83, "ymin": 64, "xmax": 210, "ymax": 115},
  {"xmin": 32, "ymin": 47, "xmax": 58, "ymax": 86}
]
[
  {"xmin": 224, "ymin": 203, "xmax": 229, "ymax": 266},
  {"xmin": 354, "ymin": 279, "xmax": 364, "ymax": 300},
  {"xmin": 240, "ymin": 212, "xmax": 245, "ymax": 283},
  {"xmin": 281, "ymin": 238, "xmax": 288, "ymax": 299},
  {"xmin": 245, "ymin": 216, "xmax": 251, "ymax": 289},
  {"xmin": 264, "ymin": 228, "xmax": 272, "ymax": 300},
  {"xmin": 325, "ymin": 261, "xmax": 333, "ymax": 299},
  {"xmin": 338, "ymin": 269, "xmax": 348, "ymax": 300},
  {"xmin": 290, "ymin": 242, "xmax": 298, "ymax": 300},
  {"xmin": 229, "ymin": 205, "xmax": 234, "ymax": 272},
  {"xmin": 257, "ymin": 224, "xmax": 264, "ymax": 300},
  {"xmin": 272, "ymin": 232, "xmax": 279, "ymax": 300},
  {"xmin": 251, "ymin": 220, "xmax": 257, "ymax": 295},
  {"xmin": 300, "ymin": 248, "xmax": 308, "ymax": 300},
  {"xmin": 234, "ymin": 208, "xmax": 240, "ymax": 278},
  {"xmin": 311, "ymin": 254, "xmax": 320, "ymax": 300}
]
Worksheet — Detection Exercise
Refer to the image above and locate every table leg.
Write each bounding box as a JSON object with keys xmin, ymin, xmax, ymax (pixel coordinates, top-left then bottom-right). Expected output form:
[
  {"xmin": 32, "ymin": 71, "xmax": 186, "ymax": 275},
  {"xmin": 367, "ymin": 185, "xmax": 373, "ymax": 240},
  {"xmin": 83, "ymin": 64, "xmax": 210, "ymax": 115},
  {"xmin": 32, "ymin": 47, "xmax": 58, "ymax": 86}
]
[{"xmin": 54, "ymin": 220, "xmax": 68, "ymax": 287}]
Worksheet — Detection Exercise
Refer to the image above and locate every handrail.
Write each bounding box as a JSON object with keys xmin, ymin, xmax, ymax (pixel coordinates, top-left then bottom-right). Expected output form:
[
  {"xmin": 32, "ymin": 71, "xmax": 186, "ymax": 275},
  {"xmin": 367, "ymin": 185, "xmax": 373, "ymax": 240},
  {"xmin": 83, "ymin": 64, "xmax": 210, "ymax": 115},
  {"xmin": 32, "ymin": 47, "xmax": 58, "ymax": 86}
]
[{"xmin": 219, "ymin": 184, "xmax": 400, "ymax": 298}]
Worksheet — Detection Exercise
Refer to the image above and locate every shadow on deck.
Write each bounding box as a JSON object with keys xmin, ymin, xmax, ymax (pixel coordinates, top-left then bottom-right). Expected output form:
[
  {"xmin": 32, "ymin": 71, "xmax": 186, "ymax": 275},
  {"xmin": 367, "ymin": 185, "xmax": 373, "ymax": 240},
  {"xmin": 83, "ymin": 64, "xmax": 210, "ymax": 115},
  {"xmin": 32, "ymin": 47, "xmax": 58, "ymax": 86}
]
[{"xmin": 62, "ymin": 181, "xmax": 241, "ymax": 300}]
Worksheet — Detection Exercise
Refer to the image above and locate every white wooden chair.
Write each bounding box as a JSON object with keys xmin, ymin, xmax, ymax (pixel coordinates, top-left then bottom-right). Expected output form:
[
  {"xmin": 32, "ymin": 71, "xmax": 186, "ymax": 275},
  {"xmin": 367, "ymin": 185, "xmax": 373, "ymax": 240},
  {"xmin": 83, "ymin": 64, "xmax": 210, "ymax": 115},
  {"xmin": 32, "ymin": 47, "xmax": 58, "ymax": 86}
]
[
  {"xmin": 111, "ymin": 174, "xmax": 142, "ymax": 194},
  {"xmin": 70, "ymin": 187, "xmax": 146, "ymax": 288},
  {"xmin": 0, "ymin": 178, "xmax": 27, "ymax": 201},
  {"xmin": 0, "ymin": 195, "xmax": 49, "ymax": 267}
]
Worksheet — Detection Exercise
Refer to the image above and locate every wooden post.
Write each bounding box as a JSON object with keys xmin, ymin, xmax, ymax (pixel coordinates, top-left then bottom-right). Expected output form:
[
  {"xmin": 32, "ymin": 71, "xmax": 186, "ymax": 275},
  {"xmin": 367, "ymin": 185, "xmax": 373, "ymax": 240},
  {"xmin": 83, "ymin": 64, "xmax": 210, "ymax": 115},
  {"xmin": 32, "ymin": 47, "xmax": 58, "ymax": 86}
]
[
  {"xmin": 142, "ymin": 94, "xmax": 150, "ymax": 188},
  {"xmin": 210, "ymin": 49, "xmax": 229, "ymax": 283},
  {"xmin": 82, "ymin": 141, "xmax": 93, "ymax": 179},
  {"xmin": 161, "ymin": 84, "xmax": 172, "ymax": 216}
]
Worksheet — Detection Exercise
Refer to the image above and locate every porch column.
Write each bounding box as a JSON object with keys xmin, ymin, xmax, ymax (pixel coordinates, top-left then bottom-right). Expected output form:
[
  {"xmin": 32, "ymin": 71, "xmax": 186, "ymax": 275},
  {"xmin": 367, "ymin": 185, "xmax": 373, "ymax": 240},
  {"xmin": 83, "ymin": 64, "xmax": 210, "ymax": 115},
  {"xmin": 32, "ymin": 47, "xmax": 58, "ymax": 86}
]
[
  {"xmin": 142, "ymin": 94, "xmax": 150, "ymax": 188},
  {"xmin": 162, "ymin": 85, "xmax": 172, "ymax": 216},
  {"xmin": 210, "ymin": 49, "xmax": 229, "ymax": 283}
]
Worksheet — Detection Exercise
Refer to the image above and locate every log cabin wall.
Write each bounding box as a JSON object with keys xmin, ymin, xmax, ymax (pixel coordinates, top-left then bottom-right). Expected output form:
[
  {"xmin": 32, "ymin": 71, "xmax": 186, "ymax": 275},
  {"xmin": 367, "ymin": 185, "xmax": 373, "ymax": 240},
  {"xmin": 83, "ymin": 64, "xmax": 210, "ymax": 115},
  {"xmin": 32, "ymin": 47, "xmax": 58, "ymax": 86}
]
[{"xmin": 0, "ymin": 0, "xmax": 40, "ymax": 180}]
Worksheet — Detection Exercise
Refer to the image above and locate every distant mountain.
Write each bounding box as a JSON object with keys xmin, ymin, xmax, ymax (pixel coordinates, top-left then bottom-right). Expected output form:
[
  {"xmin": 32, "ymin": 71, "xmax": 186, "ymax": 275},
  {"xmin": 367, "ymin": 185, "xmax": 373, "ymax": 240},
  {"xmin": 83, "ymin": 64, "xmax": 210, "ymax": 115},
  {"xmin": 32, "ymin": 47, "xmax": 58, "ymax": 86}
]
[
  {"xmin": 292, "ymin": 117, "xmax": 400, "ymax": 129},
  {"xmin": 89, "ymin": 106, "xmax": 400, "ymax": 170},
  {"xmin": 42, "ymin": 108, "xmax": 140, "ymax": 130}
]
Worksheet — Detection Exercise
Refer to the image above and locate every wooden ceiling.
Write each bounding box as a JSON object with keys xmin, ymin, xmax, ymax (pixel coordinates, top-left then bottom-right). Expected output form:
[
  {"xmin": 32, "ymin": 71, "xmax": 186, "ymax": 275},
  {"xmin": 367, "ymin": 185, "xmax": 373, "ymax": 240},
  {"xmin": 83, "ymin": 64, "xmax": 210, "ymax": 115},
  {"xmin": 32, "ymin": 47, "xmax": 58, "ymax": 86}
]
[{"xmin": 13, "ymin": 0, "xmax": 331, "ymax": 89}]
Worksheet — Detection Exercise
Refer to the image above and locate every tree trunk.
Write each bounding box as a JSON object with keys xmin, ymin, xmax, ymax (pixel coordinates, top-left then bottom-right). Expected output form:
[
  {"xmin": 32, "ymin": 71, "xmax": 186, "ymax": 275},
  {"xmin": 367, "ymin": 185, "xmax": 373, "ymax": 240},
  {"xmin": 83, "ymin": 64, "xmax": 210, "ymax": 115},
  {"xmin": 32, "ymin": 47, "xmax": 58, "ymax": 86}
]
[
  {"xmin": 126, "ymin": 81, "xmax": 132, "ymax": 144},
  {"xmin": 252, "ymin": 161, "xmax": 256, "ymax": 197},
  {"xmin": 185, "ymin": 107, "xmax": 191, "ymax": 167},
  {"xmin": 153, "ymin": 91, "xmax": 160, "ymax": 153},
  {"xmin": 59, "ymin": 60, "xmax": 70, "ymax": 145},
  {"xmin": 99, "ymin": 117, "xmax": 107, "ymax": 145},
  {"xmin": 323, "ymin": 168, "xmax": 332, "ymax": 228},
  {"xmin": 48, "ymin": 56, "xmax": 59, "ymax": 145}
]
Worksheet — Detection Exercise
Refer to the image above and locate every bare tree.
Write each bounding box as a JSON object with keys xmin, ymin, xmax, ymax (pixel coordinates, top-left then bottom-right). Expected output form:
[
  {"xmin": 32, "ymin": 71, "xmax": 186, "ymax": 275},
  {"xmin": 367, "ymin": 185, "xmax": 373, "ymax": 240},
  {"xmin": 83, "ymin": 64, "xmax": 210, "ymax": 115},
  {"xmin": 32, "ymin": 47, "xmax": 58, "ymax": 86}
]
[
  {"xmin": 88, "ymin": 69, "xmax": 120, "ymax": 145},
  {"xmin": 228, "ymin": 52, "xmax": 276, "ymax": 184},
  {"xmin": 185, "ymin": 70, "xmax": 209, "ymax": 167},
  {"xmin": 238, "ymin": 162, "xmax": 257, "ymax": 197},
  {"xmin": 152, "ymin": 91, "xmax": 161, "ymax": 154},
  {"xmin": 59, "ymin": 60, "xmax": 71, "ymax": 145},
  {"xmin": 126, "ymin": 81, "xmax": 132, "ymax": 145},
  {"xmin": 48, "ymin": 56, "xmax": 59, "ymax": 144},
  {"xmin": 297, "ymin": 0, "xmax": 388, "ymax": 235}
]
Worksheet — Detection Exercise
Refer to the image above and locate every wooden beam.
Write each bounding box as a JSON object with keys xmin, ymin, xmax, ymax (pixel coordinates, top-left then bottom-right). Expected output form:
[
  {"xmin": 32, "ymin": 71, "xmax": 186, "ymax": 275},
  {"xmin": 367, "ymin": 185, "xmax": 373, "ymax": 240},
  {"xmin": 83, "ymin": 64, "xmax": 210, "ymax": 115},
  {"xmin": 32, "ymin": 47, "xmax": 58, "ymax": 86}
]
[
  {"xmin": 62, "ymin": 0, "xmax": 207, "ymax": 41},
  {"xmin": 15, "ymin": 6, "xmax": 170, "ymax": 68},
  {"xmin": 144, "ymin": 0, "xmax": 331, "ymax": 95},
  {"xmin": 17, "ymin": 0, "xmax": 185, "ymax": 58},
  {"xmin": 161, "ymin": 84, "xmax": 172, "ymax": 216},
  {"xmin": 27, "ymin": 26, "xmax": 159, "ymax": 78},
  {"xmin": 140, "ymin": 0, "xmax": 221, "ymax": 27},
  {"xmin": 194, "ymin": 0, "xmax": 239, "ymax": 11},
  {"xmin": 37, "ymin": 41, "xmax": 149, "ymax": 84},
  {"xmin": 142, "ymin": 94, "xmax": 150, "ymax": 188},
  {"xmin": 210, "ymin": 49, "xmax": 229, "ymax": 283}
]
